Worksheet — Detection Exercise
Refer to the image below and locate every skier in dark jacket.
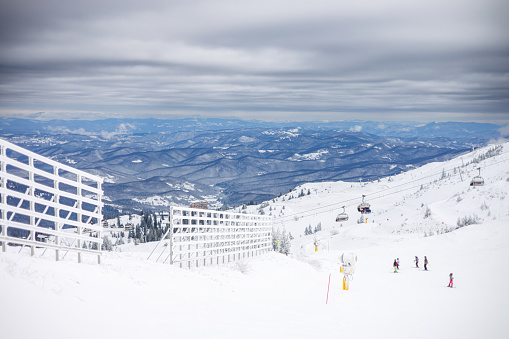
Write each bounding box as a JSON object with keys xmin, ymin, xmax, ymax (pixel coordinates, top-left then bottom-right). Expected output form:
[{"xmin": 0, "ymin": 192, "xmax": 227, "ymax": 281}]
[
  {"xmin": 448, "ymin": 273, "xmax": 454, "ymax": 287},
  {"xmin": 393, "ymin": 259, "xmax": 399, "ymax": 273},
  {"xmin": 424, "ymin": 256, "xmax": 428, "ymax": 270}
]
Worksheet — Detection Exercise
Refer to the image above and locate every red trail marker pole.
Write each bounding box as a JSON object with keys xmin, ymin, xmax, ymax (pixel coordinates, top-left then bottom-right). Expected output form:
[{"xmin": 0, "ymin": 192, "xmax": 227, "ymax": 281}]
[{"xmin": 326, "ymin": 273, "xmax": 331, "ymax": 304}]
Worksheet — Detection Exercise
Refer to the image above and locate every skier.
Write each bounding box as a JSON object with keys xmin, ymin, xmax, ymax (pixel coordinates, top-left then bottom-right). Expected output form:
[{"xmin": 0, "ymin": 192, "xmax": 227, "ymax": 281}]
[
  {"xmin": 414, "ymin": 256, "xmax": 419, "ymax": 268},
  {"xmin": 448, "ymin": 273, "xmax": 454, "ymax": 287},
  {"xmin": 393, "ymin": 259, "xmax": 399, "ymax": 273},
  {"xmin": 424, "ymin": 256, "xmax": 428, "ymax": 271},
  {"xmin": 396, "ymin": 258, "xmax": 400, "ymax": 270}
]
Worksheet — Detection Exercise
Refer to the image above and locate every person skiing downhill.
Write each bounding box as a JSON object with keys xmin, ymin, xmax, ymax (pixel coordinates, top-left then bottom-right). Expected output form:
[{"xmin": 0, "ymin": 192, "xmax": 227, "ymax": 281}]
[
  {"xmin": 393, "ymin": 259, "xmax": 399, "ymax": 273},
  {"xmin": 448, "ymin": 273, "xmax": 454, "ymax": 287},
  {"xmin": 424, "ymin": 256, "xmax": 428, "ymax": 271},
  {"xmin": 397, "ymin": 258, "xmax": 400, "ymax": 270},
  {"xmin": 414, "ymin": 256, "xmax": 419, "ymax": 268}
]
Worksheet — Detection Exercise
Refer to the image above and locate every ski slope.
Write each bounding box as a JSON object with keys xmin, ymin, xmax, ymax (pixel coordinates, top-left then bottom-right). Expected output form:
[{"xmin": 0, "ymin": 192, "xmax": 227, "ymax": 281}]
[{"xmin": 1, "ymin": 142, "xmax": 509, "ymax": 339}]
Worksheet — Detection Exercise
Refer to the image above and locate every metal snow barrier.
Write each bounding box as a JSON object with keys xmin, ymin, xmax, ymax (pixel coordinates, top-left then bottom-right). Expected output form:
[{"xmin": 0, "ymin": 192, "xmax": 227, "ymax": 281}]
[
  {"xmin": 0, "ymin": 139, "xmax": 103, "ymax": 263},
  {"xmin": 149, "ymin": 206, "xmax": 272, "ymax": 268}
]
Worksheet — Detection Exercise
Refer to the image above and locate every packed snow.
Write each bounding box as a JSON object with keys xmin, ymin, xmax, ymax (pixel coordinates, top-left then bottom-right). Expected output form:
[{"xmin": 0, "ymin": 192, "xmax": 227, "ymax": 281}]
[{"xmin": 1, "ymin": 142, "xmax": 509, "ymax": 339}]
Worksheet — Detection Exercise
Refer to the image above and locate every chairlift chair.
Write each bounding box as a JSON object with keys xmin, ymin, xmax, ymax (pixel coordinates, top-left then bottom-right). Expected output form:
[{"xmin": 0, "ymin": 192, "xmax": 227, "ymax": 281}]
[
  {"xmin": 336, "ymin": 206, "xmax": 349, "ymax": 222},
  {"xmin": 470, "ymin": 167, "xmax": 485, "ymax": 187},
  {"xmin": 357, "ymin": 195, "xmax": 371, "ymax": 214}
]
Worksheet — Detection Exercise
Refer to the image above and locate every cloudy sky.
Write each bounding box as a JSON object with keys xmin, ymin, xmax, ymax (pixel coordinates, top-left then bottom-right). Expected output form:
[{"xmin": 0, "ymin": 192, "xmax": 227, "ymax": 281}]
[{"xmin": 0, "ymin": 0, "xmax": 508, "ymax": 122}]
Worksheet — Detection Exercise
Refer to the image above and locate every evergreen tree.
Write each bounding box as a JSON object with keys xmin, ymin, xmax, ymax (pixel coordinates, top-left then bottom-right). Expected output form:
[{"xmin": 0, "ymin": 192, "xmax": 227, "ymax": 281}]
[
  {"xmin": 135, "ymin": 225, "xmax": 142, "ymax": 242},
  {"xmin": 440, "ymin": 168, "xmax": 447, "ymax": 180},
  {"xmin": 272, "ymin": 228, "xmax": 281, "ymax": 252},
  {"xmin": 281, "ymin": 229, "xmax": 291, "ymax": 255},
  {"xmin": 314, "ymin": 222, "xmax": 322, "ymax": 233},
  {"xmin": 101, "ymin": 236, "xmax": 112, "ymax": 251}
]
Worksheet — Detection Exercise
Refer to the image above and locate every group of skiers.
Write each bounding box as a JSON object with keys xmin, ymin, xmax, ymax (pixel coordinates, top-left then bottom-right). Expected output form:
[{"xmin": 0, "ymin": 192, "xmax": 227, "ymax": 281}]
[
  {"xmin": 392, "ymin": 256, "xmax": 454, "ymax": 287},
  {"xmin": 414, "ymin": 255, "xmax": 428, "ymax": 270},
  {"xmin": 392, "ymin": 256, "xmax": 428, "ymax": 271}
]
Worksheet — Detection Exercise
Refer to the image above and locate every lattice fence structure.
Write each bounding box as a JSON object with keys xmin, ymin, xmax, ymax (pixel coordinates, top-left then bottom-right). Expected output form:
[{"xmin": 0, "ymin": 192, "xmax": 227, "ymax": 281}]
[
  {"xmin": 0, "ymin": 139, "xmax": 103, "ymax": 263},
  {"xmin": 149, "ymin": 206, "xmax": 272, "ymax": 268}
]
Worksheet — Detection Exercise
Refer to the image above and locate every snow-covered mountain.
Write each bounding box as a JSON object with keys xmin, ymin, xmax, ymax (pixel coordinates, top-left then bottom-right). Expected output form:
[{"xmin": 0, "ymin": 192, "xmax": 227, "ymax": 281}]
[
  {"xmin": 1, "ymin": 118, "xmax": 504, "ymax": 211},
  {"xmin": 1, "ymin": 141, "xmax": 508, "ymax": 339},
  {"xmin": 243, "ymin": 143, "xmax": 508, "ymax": 243}
]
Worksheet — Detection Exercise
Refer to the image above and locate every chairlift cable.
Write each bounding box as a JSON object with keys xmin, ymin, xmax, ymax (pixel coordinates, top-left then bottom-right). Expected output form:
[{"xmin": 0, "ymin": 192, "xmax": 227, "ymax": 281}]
[{"xmin": 273, "ymin": 154, "xmax": 509, "ymax": 223}]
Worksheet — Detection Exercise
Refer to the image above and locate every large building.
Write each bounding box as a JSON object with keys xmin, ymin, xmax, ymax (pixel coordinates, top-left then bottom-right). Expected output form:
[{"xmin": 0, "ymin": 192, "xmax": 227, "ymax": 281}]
[{"xmin": 189, "ymin": 201, "xmax": 207, "ymax": 209}]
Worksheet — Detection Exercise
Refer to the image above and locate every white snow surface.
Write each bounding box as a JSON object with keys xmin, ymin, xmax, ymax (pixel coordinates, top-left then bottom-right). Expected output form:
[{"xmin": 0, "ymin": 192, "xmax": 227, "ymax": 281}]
[
  {"xmin": 289, "ymin": 149, "xmax": 329, "ymax": 161},
  {"xmin": 2, "ymin": 142, "xmax": 509, "ymax": 339}
]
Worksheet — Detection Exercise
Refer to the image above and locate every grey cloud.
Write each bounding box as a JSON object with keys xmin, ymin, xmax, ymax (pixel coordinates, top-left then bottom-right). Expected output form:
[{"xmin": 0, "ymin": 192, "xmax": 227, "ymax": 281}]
[{"xmin": 0, "ymin": 0, "xmax": 508, "ymax": 122}]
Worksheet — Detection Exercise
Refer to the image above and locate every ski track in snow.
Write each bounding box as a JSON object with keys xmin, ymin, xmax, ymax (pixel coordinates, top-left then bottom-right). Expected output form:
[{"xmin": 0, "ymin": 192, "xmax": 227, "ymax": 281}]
[{"xmin": 1, "ymin": 142, "xmax": 509, "ymax": 339}]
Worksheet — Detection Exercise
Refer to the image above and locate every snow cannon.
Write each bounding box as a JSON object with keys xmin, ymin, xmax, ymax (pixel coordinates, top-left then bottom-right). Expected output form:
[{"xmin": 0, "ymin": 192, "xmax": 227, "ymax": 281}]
[
  {"xmin": 340, "ymin": 253, "xmax": 357, "ymax": 290},
  {"xmin": 341, "ymin": 253, "xmax": 357, "ymax": 265}
]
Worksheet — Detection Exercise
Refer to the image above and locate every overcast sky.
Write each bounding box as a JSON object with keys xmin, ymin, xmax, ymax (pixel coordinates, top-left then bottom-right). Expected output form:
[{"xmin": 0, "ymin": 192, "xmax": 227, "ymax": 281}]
[{"xmin": 0, "ymin": 0, "xmax": 508, "ymax": 122}]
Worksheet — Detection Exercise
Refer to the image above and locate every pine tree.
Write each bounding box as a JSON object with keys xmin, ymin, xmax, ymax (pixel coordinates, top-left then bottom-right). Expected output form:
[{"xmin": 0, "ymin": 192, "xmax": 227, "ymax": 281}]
[
  {"xmin": 101, "ymin": 236, "xmax": 112, "ymax": 251},
  {"xmin": 272, "ymin": 228, "xmax": 281, "ymax": 252},
  {"xmin": 281, "ymin": 229, "xmax": 291, "ymax": 255},
  {"xmin": 314, "ymin": 222, "xmax": 322, "ymax": 233}
]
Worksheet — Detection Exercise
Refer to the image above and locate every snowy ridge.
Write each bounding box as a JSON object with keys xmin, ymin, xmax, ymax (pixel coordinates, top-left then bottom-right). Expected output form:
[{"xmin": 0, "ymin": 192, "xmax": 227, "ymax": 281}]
[
  {"xmin": 1, "ymin": 142, "xmax": 509, "ymax": 338},
  {"xmin": 260, "ymin": 142, "xmax": 509, "ymax": 240}
]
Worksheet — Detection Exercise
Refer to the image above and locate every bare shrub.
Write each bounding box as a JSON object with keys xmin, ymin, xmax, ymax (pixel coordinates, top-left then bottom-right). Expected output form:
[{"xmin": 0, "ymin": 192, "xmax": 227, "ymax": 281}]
[{"xmin": 235, "ymin": 260, "xmax": 251, "ymax": 274}]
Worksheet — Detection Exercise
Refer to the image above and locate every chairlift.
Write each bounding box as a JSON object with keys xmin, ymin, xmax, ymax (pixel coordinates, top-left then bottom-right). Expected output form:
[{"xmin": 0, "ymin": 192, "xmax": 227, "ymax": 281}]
[
  {"xmin": 470, "ymin": 167, "xmax": 484, "ymax": 187},
  {"xmin": 336, "ymin": 206, "xmax": 349, "ymax": 222},
  {"xmin": 357, "ymin": 195, "xmax": 371, "ymax": 214}
]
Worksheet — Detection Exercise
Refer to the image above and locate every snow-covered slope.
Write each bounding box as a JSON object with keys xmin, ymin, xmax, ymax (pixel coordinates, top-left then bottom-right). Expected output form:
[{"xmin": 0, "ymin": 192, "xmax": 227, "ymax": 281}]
[
  {"xmin": 257, "ymin": 142, "xmax": 508, "ymax": 248},
  {"xmin": 1, "ymin": 142, "xmax": 508, "ymax": 339}
]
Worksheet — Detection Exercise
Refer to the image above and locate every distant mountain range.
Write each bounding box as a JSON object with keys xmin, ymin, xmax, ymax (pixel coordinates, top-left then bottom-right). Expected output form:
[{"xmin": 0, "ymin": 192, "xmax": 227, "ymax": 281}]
[{"xmin": 0, "ymin": 118, "xmax": 504, "ymax": 212}]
